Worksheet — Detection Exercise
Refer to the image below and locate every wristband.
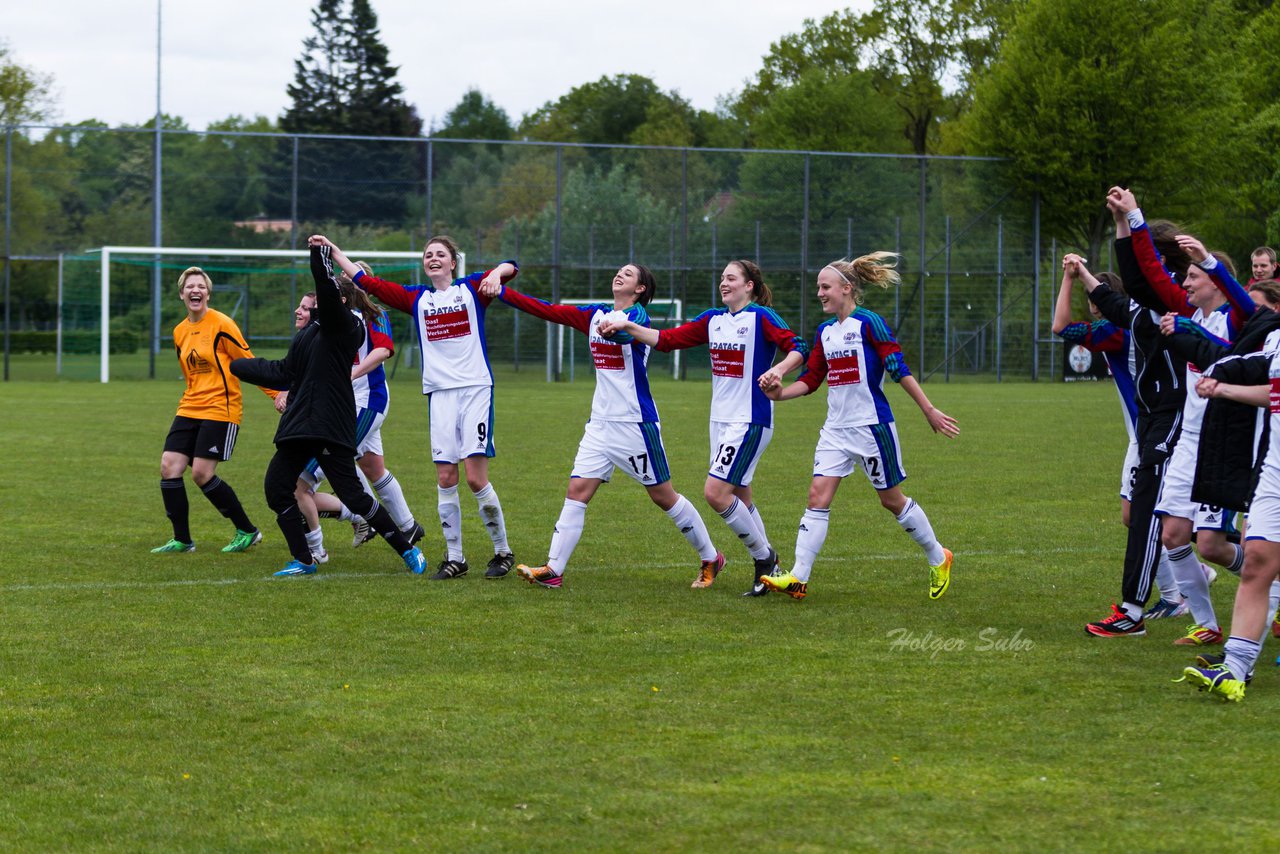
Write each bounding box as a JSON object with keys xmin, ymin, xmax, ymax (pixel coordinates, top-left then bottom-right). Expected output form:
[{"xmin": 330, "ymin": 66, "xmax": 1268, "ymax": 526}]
[{"xmin": 1125, "ymin": 209, "xmax": 1145, "ymax": 229}]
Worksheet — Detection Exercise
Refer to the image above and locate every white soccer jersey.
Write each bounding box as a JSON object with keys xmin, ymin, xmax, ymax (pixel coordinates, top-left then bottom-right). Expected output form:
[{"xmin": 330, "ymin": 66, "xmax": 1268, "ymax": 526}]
[
  {"xmin": 656, "ymin": 304, "xmax": 805, "ymax": 427},
  {"xmin": 799, "ymin": 308, "xmax": 910, "ymax": 428},
  {"xmin": 355, "ymin": 266, "xmax": 515, "ymax": 395},
  {"xmin": 351, "ymin": 309, "xmax": 393, "ymax": 413},
  {"xmin": 1180, "ymin": 305, "xmax": 1233, "ymax": 434},
  {"xmin": 497, "ymin": 288, "xmax": 660, "ymax": 422}
]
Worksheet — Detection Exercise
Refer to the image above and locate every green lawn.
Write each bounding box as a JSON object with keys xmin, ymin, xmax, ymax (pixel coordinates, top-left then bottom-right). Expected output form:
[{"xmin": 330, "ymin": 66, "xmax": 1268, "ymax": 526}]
[{"xmin": 1, "ymin": 375, "xmax": 1277, "ymax": 851}]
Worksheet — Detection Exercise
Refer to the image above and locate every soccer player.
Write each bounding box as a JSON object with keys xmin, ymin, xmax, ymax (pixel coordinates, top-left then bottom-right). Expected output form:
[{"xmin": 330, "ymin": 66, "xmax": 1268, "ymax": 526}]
[
  {"xmin": 286, "ymin": 273, "xmax": 425, "ymax": 564},
  {"xmin": 598, "ymin": 260, "xmax": 807, "ymax": 594},
  {"xmin": 152, "ymin": 266, "xmax": 272, "ymax": 555},
  {"xmin": 481, "ymin": 263, "xmax": 724, "ymax": 589},
  {"xmin": 1177, "ymin": 337, "xmax": 1280, "ymax": 701},
  {"xmin": 1081, "ymin": 188, "xmax": 1194, "ymax": 637},
  {"xmin": 229, "ymin": 242, "xmax": 426, "ymax": 577},
  {"xmin": 757, "ymin": 253, "xmax": 959, "ymax": 601},
  {"xmin": 310, "ymin": 234, "xmax": 517, "ymax": 581}
]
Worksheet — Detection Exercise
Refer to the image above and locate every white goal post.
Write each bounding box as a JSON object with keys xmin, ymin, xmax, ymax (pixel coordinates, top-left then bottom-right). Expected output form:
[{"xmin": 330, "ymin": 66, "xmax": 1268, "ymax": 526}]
[
  {"xmin": 91, "ymin": 245, "xmax": 462, "ymax": 383},
  {"xmin": 554, "ymin": 298, "xmax": 684, "ymax": 382}
]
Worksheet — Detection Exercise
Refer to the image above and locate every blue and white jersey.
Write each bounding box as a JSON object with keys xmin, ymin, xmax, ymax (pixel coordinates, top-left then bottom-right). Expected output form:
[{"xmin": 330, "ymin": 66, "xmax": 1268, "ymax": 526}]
[
  {"xmin": 799, "ymin": 308, "xmax": 909, "ymax": 428},
  {"xmin": 656, "ymin": 304, "xmax": 807, "ymax": 428},
  {"xmin": 352, "ymin": 308, "xmax": 393, "ymax": 414},
  {"xmin": 498, "ymin": 288, "xmax": 660, "ymax": 423}
]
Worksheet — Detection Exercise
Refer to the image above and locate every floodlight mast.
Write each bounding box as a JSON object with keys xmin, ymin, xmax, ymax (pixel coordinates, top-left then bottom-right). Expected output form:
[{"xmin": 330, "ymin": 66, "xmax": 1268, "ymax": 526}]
[{"xmin": 93, "ymin": 246, "xmax": 448, "ymax": 383}]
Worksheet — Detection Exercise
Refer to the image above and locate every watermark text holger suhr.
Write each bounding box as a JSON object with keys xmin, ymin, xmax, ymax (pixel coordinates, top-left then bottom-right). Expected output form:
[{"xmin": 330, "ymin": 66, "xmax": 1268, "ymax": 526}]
[{"xmin": 886, "ymin": 627, "xmax": 1033, "ymax": 660}]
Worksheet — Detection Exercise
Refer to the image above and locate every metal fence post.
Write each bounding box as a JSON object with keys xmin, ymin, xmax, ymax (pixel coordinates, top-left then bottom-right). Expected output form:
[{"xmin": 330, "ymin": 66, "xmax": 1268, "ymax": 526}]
[
  {"xmin": 996, "ymin": 215, "xmax": 1004, "ymax": 383},
  {"xmin": 1032, "ymin": 190, "xmax": 1042, "ymax": 381},
  {"xmin": 944, "ymin": 216, "xmax": 952, "ymax": 382},
  {"xmin": 894, "ymin": 216, "xmax": 902, "ymax": 328},
  {"xmin": 801, "ymin": 154, "xmax": 810, "ymax": 333},
  {"xmin": 3, "ymin": 127, "xmax": 10, "ymax": 382},
  {"xmin": 290, "ymin": 135, "xmax": 300, "ymax": 310},
  {"xmin": 550, "ymin": 145, "xmax": 563, "ymax": 382},
  {"xmin": 918, "ymin": 158, "xmax": 927, "ymax": 373}
]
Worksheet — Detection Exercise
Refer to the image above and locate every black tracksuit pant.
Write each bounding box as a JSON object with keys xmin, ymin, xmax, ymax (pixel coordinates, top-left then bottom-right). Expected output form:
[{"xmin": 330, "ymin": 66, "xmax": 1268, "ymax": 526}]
[{"xmin": 1123, "ymin": 410, "xmax": 1182, "ymax": 608}]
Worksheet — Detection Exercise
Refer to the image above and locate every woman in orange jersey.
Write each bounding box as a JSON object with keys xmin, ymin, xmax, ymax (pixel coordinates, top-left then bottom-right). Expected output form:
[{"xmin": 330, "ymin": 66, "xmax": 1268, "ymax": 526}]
[{"xmin": 151, "ymin": 266, "xmax": 273, "ymax": 554}]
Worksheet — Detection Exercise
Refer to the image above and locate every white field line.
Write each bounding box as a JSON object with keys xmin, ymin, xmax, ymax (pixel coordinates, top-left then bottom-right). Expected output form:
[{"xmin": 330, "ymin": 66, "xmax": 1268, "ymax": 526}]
[{"xmin": 0, "ymin": 544, "xmax": 1113, "ymax": 594}]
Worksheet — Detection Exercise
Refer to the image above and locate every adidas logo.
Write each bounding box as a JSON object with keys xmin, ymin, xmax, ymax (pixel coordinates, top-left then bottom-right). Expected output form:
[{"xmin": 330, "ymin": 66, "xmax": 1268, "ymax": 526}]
[
  {"xmin": 681, "ymin": 526, "xmax": 693, "ymax": 534},
  {"xmin": 208, "ymin": 445, "xmax": 219, "ymax": 453},
  {"xmin": 441, "ymin": 522, "xmax": 452, "ymax": 528},
  {"xmin": 799, "ymin": 524, "xmax": 809, "ymax": 532}
]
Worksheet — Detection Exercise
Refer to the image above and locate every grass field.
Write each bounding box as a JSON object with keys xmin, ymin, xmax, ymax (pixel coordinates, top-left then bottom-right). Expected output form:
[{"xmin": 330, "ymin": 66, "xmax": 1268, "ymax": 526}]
[{"xmin": 2, "ymin": 373, "xmax": 1279, "ymax": 851}]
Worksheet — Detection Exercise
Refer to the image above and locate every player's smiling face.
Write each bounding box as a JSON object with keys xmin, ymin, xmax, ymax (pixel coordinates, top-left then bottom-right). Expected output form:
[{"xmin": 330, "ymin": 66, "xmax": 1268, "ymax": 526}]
[
  {"xmin": 612, "ymin": 265, "xmax": 645, "ymax": 306},
  {"xmin": 422, "ymin": 242, "xmax": 456, "ymax": 285},
  {"xmin": 295, "ymin": 294, "xmax": 317, "ymax": 329},
  {"xmin": 720, "ymin": 263, "xmax": 751, "ymax": 311},
  {"xmin": 180, "ymin": 273, "xmax": 210, "ymax": 315},
  {"xmin": 816, "ymin": 267, "xmax": 852, "ymax": 315},
  {"xmin": 1183, "ymin": 265, "xmax": 1220, "ymax": 309}
]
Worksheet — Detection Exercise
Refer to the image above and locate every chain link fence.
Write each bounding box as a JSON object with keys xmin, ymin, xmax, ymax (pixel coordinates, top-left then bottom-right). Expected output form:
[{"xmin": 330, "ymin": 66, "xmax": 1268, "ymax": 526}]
[{"xmin": 1, "ymin": 125, "xmax": 1050, "ymax": 382}]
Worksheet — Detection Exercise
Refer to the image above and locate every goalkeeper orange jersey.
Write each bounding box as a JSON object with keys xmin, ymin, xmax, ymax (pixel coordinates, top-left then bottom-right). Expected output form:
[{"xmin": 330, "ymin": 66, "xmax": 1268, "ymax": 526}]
[{"xmin": 172, "ymin": 309, "xmax": 267, "ymax": 423}]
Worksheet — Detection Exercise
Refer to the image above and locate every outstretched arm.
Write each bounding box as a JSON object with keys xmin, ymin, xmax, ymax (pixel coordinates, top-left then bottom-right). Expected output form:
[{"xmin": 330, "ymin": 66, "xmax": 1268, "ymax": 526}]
[
  {"xmin": 599, "ymin": 316, "xmax": 660, "ymax": 347},
  {"xmin": 898, "ymin": 376, "xmax": 960, "ymax": 438}
]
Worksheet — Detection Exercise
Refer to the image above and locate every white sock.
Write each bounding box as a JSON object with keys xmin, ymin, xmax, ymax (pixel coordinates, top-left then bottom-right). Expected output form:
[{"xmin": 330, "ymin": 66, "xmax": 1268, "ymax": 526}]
[
  {"xmin": 372, "ymin": 471, "xmax": 414, "ymax": 531},
  {"xmin": 1226, "ymin": 543, "xmax": 1245, "ymax": 575},
  {"xmin": 666, "ymin": 494, "xmax": 717, "ymax": 562},
  {"xmin": 792, "ymin": 508, "xmax": 830, "ymax": 583},
  {"xmin": 437, "ymin": 485, "xmax": 463, "ymax": 562},
  {"xmin": 337, "ymin": 504, "xmax": 354, "ymax": 522},
  {"xmin": 1224, "ymin": 635, "xmax": 1262, "ymax": 680},
  {"xmin": 305, "ymin": 526, "xmax": 324, "ymax": 554},
  {"xmin": 547, "ymin": 499, "xmax": 587, "ymax": 574},
  {"xmin": 719, "ymin": 498, "xmax": 769, "ymax": 560},
  {"xmin": 1262, "ymin": 580, "xmax": 1280, "ymax": 645},
  {"xmin": 472, "ymin": 483, "xmax": 511, "ymax": 554},
  {"xmin": 748, "ymin": 502, "xmax": 772, "ymax": 552},
  {"xmin": 1168, "ymin": 544, "xmax": 1216, "ymax": 629},
  {"xmin": 895, "ymin": 497, "xmax": 946, "ymax": 566},
  {"xmin": 1154, "ymin": 549, "xmax": 1181, "ymax": 602}
]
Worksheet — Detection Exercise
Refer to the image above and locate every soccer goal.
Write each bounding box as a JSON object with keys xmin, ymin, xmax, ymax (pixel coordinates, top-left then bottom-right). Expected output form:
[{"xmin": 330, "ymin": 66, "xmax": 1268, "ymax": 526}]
[
  {"xmin": 89, "ymin": 246, "xmax": 461, "ymax": 382},
  {"xmin": 552, "ymin": 298, "xmax": 684, "ymax": 381}
]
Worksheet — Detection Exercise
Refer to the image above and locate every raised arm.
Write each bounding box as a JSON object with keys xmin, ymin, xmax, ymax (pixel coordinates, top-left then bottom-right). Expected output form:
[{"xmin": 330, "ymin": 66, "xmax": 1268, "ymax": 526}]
[
  {"xmin": 309, "ymin": 234, "xmax": 361, "ymax": 280},
  {"xmin": 496, "ymin": 285, "xmax": 594, "ymax": 334}
]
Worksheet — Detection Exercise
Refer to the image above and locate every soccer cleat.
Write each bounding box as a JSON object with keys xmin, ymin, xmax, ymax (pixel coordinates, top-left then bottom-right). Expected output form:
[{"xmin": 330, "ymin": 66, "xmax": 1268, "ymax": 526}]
[
  {"xmin": 351, "ymin": 518, "xmax": 375, "ymax": 548},
  {"xmin": 430, "ymin": 558, "xmax": 469, "ymax": 580},
  {"xmin": 222, "ymin": 528, "xmax": 262, "ymax": 553},
  {"xmin": 1272, "ymin": 603, "xmax": 1280, "ymax": 640},
  {"xmin": 928, "ymin": 548, "xmax": 953, "ymax": 600},
  {"xmin": 759, "ymin": 572, "xmax": 808, "ymax": 600},
  {"xmin": 1173, "ymin": 624, "xmax": 1224, "ymax": 646},
  {"xmin": 404, "ymin": 522, "xmax": 426, "ymax": 547},
  {"xmin": 312, "ymin": 548, "xmax": 329, "ymax": 565},
  {"xmin": 1143, "ymin": 597, "xmax": 1189, "ymax": 620},
  {"xmin": 691, "ymin": 552, "xmax": 726, "ymax": 589},
  {"xmin": 516, "ymin": 563, "xmax": 563, "ymax": 588},
  {"xmin": 485, "ymin": 552, "xmax": 515, "ymax": 579},
  {"xmin": 151, "ymin": 539, "xmax": 195, "ymax": 554},
  {"xmin": 1085, "ymin": 603, "xmax": 1146, "ymax": 637},
  {"xmin": 1202, "ymin": 563, "xmax": 1218, "ymax": 586},
  {"xmin": 273, "ymin": 560, "xmax": 317, "ymax": 577},
  {"xmin": 1193, "ymin": 652, "xmax": 1254, "ymax": 683},
  {"xmin": 402, "ymin": 547, "xmax": 427, "ymax": 575},
  {"xmin": 1176, "ymin": 664, "xmax": 1246, "ymax": 702},
  {"xmin": 743, "ymin": 549, "xmax": 780, "ymax": 597}
]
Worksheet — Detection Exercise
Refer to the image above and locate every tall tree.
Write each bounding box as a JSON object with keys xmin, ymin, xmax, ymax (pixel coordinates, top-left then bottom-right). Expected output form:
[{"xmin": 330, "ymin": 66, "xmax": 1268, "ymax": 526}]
[
  {"xmin": 0, "ymin": 39, "xmax": 56, "ymax": 125},
  {"xmin": 435, "ymin": 89, "xmax": 514, "ymax": 142},
  {"xmin": 280, "ymin": 0, "xmax": 423, "ymax": 225}
]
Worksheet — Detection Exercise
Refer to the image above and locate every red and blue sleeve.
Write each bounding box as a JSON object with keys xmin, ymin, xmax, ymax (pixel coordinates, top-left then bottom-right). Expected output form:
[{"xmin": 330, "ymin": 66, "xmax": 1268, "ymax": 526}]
[
  {"xmin": 353, "ymin": 272, "xmax": 424, "ymax": 316},
  {"xmin": 1207, "ymin": 263, "xmax": 1254, "ymax": 331},
  {"xmin": 656, "ymin": 313, "xmax": 711, "ymax": 352},
  {"xmin": 1059, "ymin": 319, "xmax": 1125, "ymax": 352},
  {"xmin": 497, "ymin": 286, "xmax": 593, "ymax": 334},
  {"xmin": 862, "ymin": 313, "xmax": 910, "ymax": 381},
  {"xmin": 759, "ymin": 308, "xmax": 810, "ymax": 358},
  {"xmin": 369, "ymin": 311, "xmax": 394, "ymax": 354},
  {"xmin": 464, "ymin": 261, "xmax": 519, "ymax": 308},
  {"xmin": 798, "ymin": 334, "xmax": 829, "ymax": 392},
  {"xmin": 1130, "ymin": 223, "xmax": 1194, "ymax": 317}
]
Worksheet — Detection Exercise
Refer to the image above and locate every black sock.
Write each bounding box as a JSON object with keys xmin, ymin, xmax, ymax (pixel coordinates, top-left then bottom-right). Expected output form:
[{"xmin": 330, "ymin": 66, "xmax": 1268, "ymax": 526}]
[
  {"xmin": 161, "ymin": 478, "xmax": 192, "ymax": 543},
  {"xmin": 275, "ymin": 504, "xmax": 313, "ymax": 564},
  {"xmin": 200, "ymin": 476, "xmax": 255, "ymax": 532},
  {"xmin": 367, "ymin": 505, "xmax": 411, "ymax": 554}
]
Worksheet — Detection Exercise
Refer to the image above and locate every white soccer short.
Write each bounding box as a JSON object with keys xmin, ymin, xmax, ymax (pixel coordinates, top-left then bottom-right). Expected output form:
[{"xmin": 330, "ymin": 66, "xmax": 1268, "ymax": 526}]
[
  {"xmin": 707, "ymin": 421, "xmax": 773, "ymax": 487},
  {"xmin": 811, "ymin": 422, "xmax": 906, "ymax": 490},
  {"xmin": 428, "ymin": 385, "xmax": 495, "ymax": 464},
  {"xmin": 300, "ymin": 407, "xmax": 386, "ymax": 489},
  {"xmin": 1119, "ymin": 437, "xmax": 1139, "ymax": 502},
  {"xmin": 1245, "ymin": 461, "xmax": 1280, "ymax": 543},
  {"xmin": 1155, "ymin": 429, "xmax": 1230, "ymax": 531},
  {"xmin": 570, "ymin": 419, "xmax": 671, "ymax": 486}
]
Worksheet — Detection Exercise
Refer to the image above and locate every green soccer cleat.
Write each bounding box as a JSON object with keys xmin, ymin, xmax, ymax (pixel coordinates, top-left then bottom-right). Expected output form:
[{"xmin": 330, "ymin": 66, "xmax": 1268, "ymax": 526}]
[
  {"xmin": 1176, "ymin": 664, "xmax": 1246, "ymax": 702},
  {"xmin": 759, "ymin": 572, "xmax": 807, "ymax": 600},
  {"xmin": 929, "ymin": 548, "xmax": 953, "ymax": 600},
  {"xmin": 222, "ymin": 529, "xmax": 263, "ymax": 553},
  {"xmin": 151, "ymin": 539, "xmax": 195, "ymax": 554}
]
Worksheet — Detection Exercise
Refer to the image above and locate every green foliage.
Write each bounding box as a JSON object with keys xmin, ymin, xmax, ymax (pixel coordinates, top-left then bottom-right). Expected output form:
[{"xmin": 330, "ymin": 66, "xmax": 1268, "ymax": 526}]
[
  {"xmin": 434, "ymin": 88, "xmax": 513, "ymax": 142},
  {"xmin": 279, "ymin": 0, "xmax": 423, "ymax": 223},
  {"xmin": 3, "ymin": 378, "xmax": 1280, "ymax": 848},
  {"xmin": 958, "ymin": 0, "xmax": 1243, "ymax": 263},
  {"xmin": 6, "ymin": 329, "xmax": 140, "ymax": 354},
  {"xmin": 0, "ymin": 39, "xmax": 56, "ymax": 125}
]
